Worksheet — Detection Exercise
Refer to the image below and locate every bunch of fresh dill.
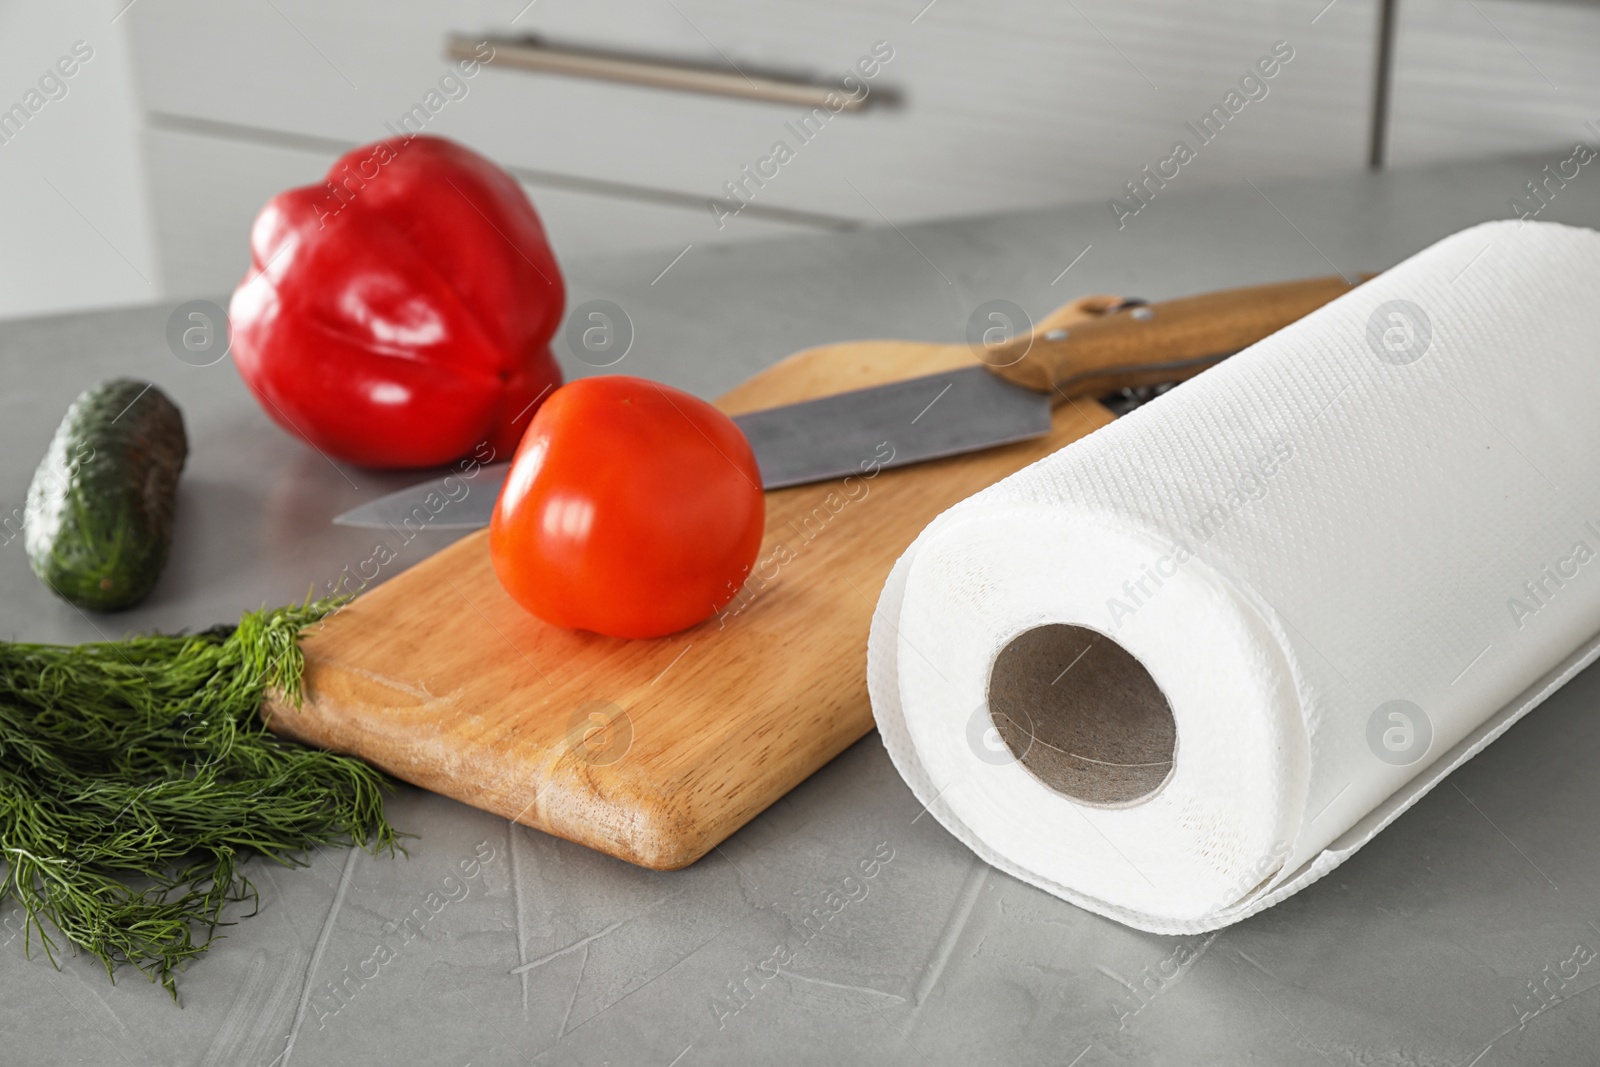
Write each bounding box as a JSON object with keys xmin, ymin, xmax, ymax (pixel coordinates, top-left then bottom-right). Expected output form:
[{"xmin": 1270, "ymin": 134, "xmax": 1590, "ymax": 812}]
[{"xmin": 0, "ymin": 598, "xmax": 399, "ymax": 997}]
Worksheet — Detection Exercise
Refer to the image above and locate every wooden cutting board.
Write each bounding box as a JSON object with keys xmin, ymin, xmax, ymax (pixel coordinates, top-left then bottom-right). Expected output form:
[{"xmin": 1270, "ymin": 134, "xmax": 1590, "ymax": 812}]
[{"xmin": 265, "ymin": 300, "xmax": 1118, "ymax": 869}]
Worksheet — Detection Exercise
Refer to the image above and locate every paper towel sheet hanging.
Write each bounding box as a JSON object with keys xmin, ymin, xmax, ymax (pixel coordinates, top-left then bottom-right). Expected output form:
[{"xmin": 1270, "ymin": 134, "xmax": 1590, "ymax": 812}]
[{"xmin": 868, "ymin": 220, "xmax": 1600, "ymax": 933}]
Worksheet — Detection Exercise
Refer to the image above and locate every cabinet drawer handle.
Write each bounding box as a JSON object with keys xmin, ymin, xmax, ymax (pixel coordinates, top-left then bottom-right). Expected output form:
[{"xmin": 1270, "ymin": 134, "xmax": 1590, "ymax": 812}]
[{"xmin": 447, "ymin": 35, "xmax": 872, "ymax": 112}]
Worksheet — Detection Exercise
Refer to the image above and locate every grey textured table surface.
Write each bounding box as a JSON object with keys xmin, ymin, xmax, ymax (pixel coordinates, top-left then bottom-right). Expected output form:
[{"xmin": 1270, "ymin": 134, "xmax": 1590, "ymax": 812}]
[{"xmin": 4, "ymin": 155, "xmax": 1600, "ymax": 1066}]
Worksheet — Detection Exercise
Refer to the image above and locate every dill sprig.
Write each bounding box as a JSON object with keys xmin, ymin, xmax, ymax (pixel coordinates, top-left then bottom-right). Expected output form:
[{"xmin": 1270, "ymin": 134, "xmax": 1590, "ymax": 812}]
[{"xmin": 0, "ymin": 598, "xmax": 399, "ymax": 998}]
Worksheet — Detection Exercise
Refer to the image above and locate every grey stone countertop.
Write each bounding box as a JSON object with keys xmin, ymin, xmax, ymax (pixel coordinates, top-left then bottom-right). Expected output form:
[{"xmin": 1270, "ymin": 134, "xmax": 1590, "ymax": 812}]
[{"xmin": 3, "ymin": 153, "xmax": 1599, "ymax": 1066}]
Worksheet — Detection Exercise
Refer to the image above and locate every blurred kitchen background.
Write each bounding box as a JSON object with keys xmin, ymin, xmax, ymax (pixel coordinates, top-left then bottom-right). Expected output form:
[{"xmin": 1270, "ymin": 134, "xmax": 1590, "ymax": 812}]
[{"xmin": 1, "ymin": 0, "xmax": 1596, "ymax": 323}]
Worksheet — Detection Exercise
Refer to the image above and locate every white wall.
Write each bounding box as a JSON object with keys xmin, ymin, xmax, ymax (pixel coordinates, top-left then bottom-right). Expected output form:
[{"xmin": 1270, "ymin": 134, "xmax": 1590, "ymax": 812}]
[{"xmin": 0, "ymin": 0, "xmax": 159, "ymax": 320}]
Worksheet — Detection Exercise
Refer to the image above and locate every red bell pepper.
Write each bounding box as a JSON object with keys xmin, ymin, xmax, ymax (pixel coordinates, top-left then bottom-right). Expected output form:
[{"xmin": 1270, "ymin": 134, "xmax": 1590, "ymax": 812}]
[{"xmin": 230, "ymin": 135, "xmax": 565, "ymax": 468}]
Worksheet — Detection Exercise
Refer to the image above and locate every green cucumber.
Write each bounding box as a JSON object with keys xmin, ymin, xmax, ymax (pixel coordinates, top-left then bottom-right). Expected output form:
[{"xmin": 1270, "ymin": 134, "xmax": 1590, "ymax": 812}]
[{"xmin": 24, "ymin": 379, "xmax": 188, "ymax": 611}]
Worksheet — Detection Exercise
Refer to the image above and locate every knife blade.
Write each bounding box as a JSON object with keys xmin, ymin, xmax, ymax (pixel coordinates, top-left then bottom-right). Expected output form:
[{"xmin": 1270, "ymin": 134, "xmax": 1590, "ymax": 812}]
[
  {"xmin": 332, "ymin": 273, "xmax": 1368, "ymax": 530},
  {"xmin": 332, "ymin": 366, "xmax": 1051, "ymax": 529}
]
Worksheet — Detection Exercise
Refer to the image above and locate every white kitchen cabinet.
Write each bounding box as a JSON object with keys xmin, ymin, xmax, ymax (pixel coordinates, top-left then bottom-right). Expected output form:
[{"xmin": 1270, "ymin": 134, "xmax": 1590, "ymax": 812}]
[
  {"xmin": 1387, "ymin": 0, "xmax": 1600, "ymax": 171},
  {"xmin": 0, "ymin": 2, "xmax": 159, "ymax": 320},
  {"xmin": 144, "ymin": 120, "xmax": 816, "ymax": 300},
  {"xmin": 128, "ymin": 0, "xmax": 1381, "ymax": 297}
]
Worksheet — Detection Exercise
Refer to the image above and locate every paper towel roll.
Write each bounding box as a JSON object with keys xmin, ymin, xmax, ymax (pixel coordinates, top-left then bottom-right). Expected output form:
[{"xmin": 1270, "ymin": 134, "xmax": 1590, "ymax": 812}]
[{"xmin": 868, "ymin": 220, "xmax": 1600, "ymax": 932}]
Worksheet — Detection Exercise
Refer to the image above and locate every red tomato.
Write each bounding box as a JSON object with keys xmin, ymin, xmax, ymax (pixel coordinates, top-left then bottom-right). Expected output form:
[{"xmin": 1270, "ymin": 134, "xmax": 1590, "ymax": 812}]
[{"xmin": 490, "ymin": 376, "xmax": 766, "ymax": 639}]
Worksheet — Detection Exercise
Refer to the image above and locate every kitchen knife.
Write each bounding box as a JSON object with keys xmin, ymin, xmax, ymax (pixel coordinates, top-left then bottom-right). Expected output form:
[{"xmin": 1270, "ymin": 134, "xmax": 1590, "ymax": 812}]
[
  {"xmin": 334, "ymin": 367, "xmax": 1047, "ymax": 530},
  {"xmin": 333, "ymin": 274, "xmax": 1361, "ymax": 529}
]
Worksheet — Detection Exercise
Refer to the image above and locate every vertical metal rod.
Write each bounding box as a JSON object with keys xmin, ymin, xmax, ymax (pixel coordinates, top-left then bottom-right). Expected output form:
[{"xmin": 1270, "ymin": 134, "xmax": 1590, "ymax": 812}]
[{"xmin": 1369, "ymin": 0, "xmax": 1400, "ymax": 170}]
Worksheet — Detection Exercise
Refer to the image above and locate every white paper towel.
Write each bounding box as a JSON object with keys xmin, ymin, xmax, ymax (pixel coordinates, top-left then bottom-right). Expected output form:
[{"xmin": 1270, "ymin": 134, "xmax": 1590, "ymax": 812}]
[{"xmin": 868, "ymin": 219, "xmax": 1600, "ymax": 933}]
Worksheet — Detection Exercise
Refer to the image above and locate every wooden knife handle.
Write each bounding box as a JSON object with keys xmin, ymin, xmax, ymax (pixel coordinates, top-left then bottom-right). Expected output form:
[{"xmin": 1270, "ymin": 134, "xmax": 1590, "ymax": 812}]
[{"xmin": 984, "ymin": 275, "xmax": 1366, "ymax": 398}]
